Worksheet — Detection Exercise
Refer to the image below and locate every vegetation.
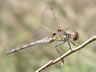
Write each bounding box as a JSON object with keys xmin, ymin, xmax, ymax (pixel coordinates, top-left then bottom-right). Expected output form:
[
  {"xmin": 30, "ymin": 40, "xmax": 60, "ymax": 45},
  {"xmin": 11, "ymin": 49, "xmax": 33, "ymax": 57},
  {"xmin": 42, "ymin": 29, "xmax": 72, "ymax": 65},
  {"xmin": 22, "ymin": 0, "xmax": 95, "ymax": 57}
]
[{"xmin": 0, "ymin": 0, "xmax": 96, "ymax": 72}]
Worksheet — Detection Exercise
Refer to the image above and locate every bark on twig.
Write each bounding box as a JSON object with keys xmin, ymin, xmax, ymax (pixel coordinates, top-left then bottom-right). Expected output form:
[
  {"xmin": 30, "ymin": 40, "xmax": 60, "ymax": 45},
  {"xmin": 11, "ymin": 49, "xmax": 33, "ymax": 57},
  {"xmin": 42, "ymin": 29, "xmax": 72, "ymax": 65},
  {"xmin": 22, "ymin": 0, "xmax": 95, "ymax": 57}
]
[{"xmin": 36, "ymin": 36, "xmax": 96, "ymax": 72}]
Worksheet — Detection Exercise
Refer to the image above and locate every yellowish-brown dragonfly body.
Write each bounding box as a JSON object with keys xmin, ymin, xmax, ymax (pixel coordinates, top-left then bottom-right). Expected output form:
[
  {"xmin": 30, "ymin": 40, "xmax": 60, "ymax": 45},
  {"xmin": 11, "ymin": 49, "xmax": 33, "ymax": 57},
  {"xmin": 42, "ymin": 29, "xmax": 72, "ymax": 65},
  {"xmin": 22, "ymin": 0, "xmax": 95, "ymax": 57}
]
[{"xmin": 6, "ymin": 29, "xmax": 79, "ymax": 54}]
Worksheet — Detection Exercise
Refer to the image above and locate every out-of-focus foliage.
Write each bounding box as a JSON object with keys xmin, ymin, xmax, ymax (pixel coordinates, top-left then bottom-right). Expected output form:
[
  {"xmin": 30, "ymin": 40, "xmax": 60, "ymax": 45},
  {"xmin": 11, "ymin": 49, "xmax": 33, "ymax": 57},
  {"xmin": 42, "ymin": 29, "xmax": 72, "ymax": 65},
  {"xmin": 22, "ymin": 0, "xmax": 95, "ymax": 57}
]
[{"xmin": 0, "ymin": 0, "xmax": 96, "ymax": 72}]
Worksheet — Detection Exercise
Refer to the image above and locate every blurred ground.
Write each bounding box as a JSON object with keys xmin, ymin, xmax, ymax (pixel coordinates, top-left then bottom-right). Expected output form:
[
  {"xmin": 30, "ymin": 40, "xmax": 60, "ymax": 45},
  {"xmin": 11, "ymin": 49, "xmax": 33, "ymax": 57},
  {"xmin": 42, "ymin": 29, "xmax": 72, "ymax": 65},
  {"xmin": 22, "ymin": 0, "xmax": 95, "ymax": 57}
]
[{"xmin": 0, "ymin": 0, "xmax": 96, "ymax": 72}]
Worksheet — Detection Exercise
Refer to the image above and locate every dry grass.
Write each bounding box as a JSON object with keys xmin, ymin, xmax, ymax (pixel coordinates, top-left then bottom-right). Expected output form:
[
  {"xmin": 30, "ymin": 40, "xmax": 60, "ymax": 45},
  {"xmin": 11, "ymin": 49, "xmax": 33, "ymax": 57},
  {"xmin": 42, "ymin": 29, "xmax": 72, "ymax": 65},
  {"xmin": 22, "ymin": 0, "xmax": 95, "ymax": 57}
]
[{"xmin": 0, "ymin": 0, "xmax": 96, "ymax": 72}]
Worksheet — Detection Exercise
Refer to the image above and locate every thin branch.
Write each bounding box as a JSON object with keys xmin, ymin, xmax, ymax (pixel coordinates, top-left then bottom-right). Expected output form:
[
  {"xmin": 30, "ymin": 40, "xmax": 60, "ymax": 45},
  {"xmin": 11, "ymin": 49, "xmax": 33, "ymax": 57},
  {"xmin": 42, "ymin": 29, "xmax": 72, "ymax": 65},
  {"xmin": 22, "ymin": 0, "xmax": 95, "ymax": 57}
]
[{"xmin": 36, "ymin": 35, "xmax": 96, "ymax": 72}]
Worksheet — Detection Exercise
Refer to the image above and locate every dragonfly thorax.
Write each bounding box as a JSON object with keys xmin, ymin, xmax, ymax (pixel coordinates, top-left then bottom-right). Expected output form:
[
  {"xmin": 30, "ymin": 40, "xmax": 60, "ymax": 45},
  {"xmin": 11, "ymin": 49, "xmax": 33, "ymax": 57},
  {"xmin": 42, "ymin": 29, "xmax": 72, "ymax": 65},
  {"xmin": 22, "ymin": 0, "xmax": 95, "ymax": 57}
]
[{"xmin": 53, "ymin": 30, "xmax": 67, "ymax": 41}]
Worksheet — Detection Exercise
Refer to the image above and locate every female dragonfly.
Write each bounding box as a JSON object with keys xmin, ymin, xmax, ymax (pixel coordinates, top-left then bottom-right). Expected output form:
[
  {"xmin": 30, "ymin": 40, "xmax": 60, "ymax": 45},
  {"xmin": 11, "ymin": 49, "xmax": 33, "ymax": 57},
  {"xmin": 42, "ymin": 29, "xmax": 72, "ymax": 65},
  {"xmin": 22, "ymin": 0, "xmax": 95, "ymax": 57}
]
[
  {"xmin": 6, "ymin": 6, "xmax": 79, "ymax": 65},
  {"xmin": 6, "ymin": 29, "xmax": 79, "ymax": 54}
]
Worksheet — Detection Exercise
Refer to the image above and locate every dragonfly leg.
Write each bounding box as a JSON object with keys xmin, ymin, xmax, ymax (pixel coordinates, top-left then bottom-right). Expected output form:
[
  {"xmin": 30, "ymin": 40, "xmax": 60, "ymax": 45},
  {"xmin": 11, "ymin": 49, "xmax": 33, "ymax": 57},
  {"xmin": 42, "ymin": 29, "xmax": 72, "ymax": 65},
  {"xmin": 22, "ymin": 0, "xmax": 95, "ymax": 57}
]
[
  {"xmin": 62, "ymin": 42, "xmax": 68, "ymax": 49},
  {"xmin": 69, "ymin": 39, "xmax": 76, "ymax": 46},
  {"xmin": 55, "ymin": 42, "xmax": 65, "ymax": 66},
  {"xmin": 67, "ymin": 39, "xmax": 72, "ymax": 50},
  {"xmin": 55, "ymin": 42, "xmax": 65, "ymax": 54}
]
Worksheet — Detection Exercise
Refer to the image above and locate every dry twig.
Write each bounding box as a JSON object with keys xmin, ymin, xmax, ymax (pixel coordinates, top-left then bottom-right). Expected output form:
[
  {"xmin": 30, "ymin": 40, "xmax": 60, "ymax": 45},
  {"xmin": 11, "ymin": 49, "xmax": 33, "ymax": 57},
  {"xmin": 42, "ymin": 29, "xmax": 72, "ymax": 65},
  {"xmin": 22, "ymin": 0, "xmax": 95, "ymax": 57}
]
[{"xmin": 36, "ymin": 35, "xmax": 96, "ymax": 72}]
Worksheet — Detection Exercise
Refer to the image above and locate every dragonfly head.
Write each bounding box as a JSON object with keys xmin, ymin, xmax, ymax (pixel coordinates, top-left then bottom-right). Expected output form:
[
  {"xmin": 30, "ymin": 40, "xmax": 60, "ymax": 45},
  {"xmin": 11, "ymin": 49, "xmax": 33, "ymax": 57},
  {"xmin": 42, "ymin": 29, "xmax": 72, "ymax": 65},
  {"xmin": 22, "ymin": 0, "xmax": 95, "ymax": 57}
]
[{"xmin": 71, "ymin": 32, "xmax": 79, "ymax": 41}]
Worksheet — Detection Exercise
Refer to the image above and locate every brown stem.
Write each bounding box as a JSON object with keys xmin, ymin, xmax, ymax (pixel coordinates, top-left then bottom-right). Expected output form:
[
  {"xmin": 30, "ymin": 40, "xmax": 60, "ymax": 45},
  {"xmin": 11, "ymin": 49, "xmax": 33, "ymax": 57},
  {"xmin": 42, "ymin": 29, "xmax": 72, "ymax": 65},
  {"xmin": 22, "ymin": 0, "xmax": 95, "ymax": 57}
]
[{"xmin": 36, "ymin": 35, "xmax": 96, "ymax": 72}]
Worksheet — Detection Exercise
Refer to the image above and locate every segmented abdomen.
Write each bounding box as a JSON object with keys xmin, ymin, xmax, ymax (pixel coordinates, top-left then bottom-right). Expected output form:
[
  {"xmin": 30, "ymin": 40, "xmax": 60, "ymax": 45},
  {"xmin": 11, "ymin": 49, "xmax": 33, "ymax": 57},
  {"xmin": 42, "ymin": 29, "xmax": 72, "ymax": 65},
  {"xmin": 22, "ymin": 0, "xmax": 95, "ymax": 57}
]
[{"xmin": 6, "ymin": 37, "xmax": 54, "ymax": 54}]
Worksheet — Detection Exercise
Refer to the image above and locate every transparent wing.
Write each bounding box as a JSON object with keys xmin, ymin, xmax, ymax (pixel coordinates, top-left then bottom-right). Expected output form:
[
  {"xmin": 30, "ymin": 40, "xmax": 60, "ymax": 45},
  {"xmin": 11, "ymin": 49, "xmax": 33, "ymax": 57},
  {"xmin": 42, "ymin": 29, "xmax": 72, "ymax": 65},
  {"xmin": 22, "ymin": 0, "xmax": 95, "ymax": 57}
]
[
  {"xmin": 41, "ymin": 6, "xmax": 60, "ymax": 32},
  {"xmin": 41, "ymin": 5, "xmax": 70, "ymax": 32}
]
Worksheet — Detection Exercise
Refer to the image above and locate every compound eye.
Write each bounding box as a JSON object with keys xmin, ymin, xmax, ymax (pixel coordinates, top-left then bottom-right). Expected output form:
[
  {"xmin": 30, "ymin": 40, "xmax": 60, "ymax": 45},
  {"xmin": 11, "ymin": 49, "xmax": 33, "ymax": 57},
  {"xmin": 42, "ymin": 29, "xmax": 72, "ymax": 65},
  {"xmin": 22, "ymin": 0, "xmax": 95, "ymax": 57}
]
[{"xmin": 71, "ymin": 32, "xmax": 79, "ymax": 41}]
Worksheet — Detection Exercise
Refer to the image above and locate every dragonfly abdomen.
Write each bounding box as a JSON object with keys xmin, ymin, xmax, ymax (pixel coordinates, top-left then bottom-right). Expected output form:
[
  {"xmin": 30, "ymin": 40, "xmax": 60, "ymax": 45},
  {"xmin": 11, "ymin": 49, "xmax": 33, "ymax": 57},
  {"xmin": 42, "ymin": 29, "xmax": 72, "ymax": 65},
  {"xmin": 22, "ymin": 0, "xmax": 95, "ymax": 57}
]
[{"xmin": 6, "ymin": 37, "xmax": 54, "ymax": 54}]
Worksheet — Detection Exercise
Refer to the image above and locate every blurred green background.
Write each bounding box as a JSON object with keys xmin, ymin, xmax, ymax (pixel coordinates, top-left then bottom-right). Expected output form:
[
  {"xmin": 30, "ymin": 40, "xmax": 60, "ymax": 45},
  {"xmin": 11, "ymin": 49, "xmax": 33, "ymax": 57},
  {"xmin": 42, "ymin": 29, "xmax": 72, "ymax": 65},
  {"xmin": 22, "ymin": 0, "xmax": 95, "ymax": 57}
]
[{"xmin": 0, "ymin": 0, "xmax": 96, "ymax": 72}]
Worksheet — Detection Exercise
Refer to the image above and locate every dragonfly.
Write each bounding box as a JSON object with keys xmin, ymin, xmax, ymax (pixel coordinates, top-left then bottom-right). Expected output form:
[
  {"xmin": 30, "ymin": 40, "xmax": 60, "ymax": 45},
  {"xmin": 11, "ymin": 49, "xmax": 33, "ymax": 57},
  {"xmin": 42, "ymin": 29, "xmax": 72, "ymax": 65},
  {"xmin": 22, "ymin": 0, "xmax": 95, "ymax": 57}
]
[
  {"xmin": 6, "ymin": 29, "xmax": 79, "ymax": 54},
  {"xmin": 6, "ymin": 6, "xmax": 79, "ymax": 66}
]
